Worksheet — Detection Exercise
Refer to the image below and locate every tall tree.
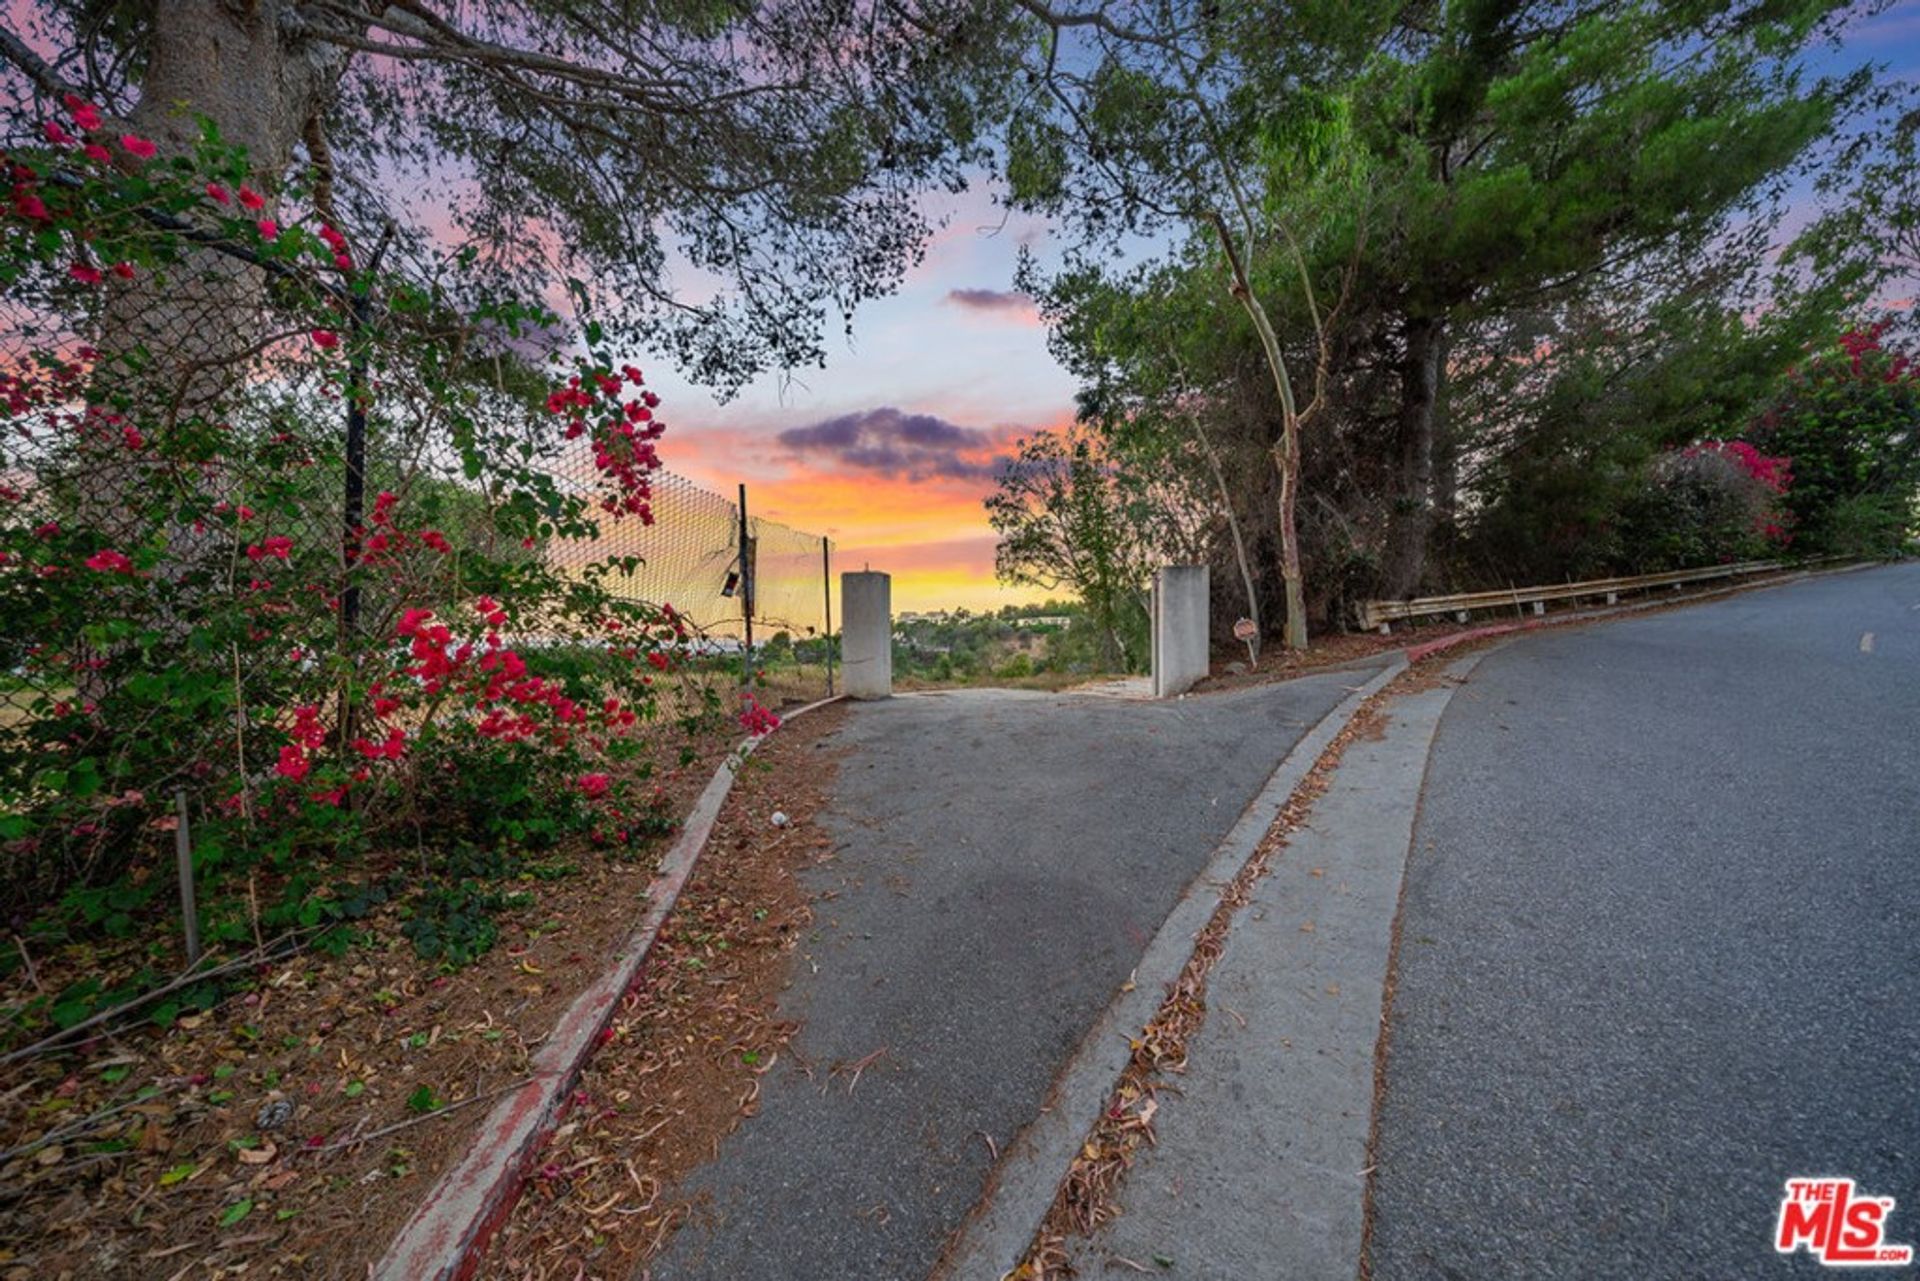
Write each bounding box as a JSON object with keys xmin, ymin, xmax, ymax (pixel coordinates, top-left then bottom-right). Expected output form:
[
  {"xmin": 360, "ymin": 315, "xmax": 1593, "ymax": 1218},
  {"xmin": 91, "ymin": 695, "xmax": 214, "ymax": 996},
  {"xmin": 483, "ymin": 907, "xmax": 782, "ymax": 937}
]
[
  {"xmin": 1, "ymin": 1, "xmax": 1012, "ymax": 390},
  {"xmin": 1347, "ymin": 0, "xmax": 1859, "ymax": 595},
  {"xmin": 1001, "ymin": 1, "xmax": 1387, "ymax": 649}
]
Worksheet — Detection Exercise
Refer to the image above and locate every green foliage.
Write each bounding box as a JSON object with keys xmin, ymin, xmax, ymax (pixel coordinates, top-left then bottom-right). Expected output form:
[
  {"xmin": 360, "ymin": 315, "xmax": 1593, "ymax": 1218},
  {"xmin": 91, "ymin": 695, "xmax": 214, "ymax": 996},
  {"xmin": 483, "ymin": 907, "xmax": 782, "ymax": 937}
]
[
  {"xmin": 1747, "ymin": 328, "xmax": 1920, "ymax": 554},
  {"xmin": 400, "ymin": 882, "xmax": 531, "ymax": 968},
  {"xmin": 0, "ymin": 124, "xmax": 691, "ymax": 984}
]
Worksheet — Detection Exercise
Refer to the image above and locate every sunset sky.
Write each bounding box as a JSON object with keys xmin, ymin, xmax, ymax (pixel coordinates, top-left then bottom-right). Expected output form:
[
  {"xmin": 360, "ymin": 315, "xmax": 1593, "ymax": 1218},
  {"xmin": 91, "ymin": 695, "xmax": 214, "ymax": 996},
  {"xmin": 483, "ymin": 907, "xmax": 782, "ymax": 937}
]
[
  {"xmin": 639, "ymin": 190, "xmax": 1074, "ymax": 617},
  {"xmin": 642, "ymin": 5, "xmax": 1920, "ymax": 619}
]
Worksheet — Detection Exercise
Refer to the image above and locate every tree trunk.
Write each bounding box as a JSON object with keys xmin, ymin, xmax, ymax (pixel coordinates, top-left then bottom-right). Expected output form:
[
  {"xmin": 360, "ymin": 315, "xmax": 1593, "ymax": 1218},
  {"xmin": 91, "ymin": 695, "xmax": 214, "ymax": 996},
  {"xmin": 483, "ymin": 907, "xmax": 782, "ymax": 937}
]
[
  {"xmin": 1206, "ymin": 216, "xmax": 1308, "ymax": 649},
  {"xmin": 92, "ymin": 1, "xmax": 351, "ymax": 522},
  {"xmin": 1382, "ymin": 313, "xmax": 1445, "ymax": 599}
]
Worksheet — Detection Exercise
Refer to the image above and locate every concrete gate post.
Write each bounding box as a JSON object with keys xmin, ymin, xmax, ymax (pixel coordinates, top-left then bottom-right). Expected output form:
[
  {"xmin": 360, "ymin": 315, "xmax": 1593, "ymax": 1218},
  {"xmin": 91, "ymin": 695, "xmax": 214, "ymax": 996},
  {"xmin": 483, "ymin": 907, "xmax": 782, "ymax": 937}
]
[
  {"xmin": 1151, "ymin": 565, "xmax": 1210, "ymax": 699},
  {"xmin": 841, "ymin": 571, "xmax": 893, "ymax": 699}
]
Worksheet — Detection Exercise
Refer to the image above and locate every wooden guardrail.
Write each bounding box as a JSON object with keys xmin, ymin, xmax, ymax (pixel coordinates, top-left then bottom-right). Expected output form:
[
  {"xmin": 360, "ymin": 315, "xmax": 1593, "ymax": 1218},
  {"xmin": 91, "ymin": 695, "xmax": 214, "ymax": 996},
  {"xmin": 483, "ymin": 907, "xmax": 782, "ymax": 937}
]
[{"xmin": 1356, "ymin": 558, "xmax": 1800, "ymax": 632}]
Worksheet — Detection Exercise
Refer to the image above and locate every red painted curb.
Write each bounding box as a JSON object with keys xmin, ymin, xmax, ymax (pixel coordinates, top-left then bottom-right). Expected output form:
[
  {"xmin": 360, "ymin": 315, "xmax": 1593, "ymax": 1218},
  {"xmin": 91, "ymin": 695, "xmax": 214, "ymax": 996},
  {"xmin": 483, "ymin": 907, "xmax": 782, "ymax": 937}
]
[{"xmin": 373, "ymin": 695, "xmax": 843, "ymax": 1281}]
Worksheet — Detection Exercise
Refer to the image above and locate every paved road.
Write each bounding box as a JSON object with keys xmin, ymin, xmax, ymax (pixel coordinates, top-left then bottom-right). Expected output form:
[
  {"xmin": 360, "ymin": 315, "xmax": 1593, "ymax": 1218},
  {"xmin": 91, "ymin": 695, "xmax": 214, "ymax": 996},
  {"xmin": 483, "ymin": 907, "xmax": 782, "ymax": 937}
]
[
  {"xmin": 653, "ymin": 668, "xmax": 1379, "ymax": 1280},
  {"xmin": 1371, "ymin": 564, "xmax": 1920, "ymax": 1280}
]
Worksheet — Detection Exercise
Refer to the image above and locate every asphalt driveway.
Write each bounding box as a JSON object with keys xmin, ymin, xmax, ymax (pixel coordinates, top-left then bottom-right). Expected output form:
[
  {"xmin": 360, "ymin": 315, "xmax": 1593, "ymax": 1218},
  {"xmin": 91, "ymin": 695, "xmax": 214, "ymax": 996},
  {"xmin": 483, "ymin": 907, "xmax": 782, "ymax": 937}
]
[{"xmin": 652, "ymin": 667, "xmax": 1377, "ymax": 1279}]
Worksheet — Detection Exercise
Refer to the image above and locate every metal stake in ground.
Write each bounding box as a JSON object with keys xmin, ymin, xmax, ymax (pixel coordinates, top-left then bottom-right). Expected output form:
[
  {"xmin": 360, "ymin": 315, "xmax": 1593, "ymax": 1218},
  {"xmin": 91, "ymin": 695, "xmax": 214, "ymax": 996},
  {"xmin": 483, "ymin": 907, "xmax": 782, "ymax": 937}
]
[
  {"xmin": 174, "ymin": 788, "xmax": 200, "ymax": 965},
  {"xmin": 738, "ymin": 482, "xmax": 755, "ymax": 689}
]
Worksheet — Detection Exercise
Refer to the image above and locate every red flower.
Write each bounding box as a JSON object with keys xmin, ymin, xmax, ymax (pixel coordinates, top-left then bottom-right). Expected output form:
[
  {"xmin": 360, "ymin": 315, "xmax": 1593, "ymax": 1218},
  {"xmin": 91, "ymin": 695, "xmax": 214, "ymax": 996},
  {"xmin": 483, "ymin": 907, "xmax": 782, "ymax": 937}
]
[
  {"xmin": 81, "ymin": 144, "xmax": 111, "ymax": 164},
  {"xmin": 68, "ymin": 262, "xmax": 102, "ymax": 286},
  {"xmin": 42, "ymin": 120, "xmax": 74, "ymax": 146},
  {"xmin": 256, "ymin": 218, "xmax": 279, "ymax": 240},
  {"xmin": 246, "ymin": 535, "xmax": 293, "ymax": 561},
  {"xmin": 110, "ymin": 261, "xmax": 135, "ymax": 280},
  {"xmin": 206, "ymin": 182, "xmax": 230, "ymax": 204},
  {"xmin": 576, "ymin": 772, "xmax": 612, "ymax": 799},
  {"xmin": 85, "ymin": 549, "xmax": 134, "ymax": 574},
  {"xmin": 62, "ymin": 95, "xmax": 102, "ymax": 131},
  {"xmin": 311, "ymin": 329, "xmax": 340, "ymax": 350},
  {"xmin": 119, "ymin": 134, "xmax": 156, "ymax": 159},
  {"xmin": 238, "ymin": 186, "xmax": 266, "ymax": 211},
  {"xmin": 275, "ymin": 745, "xmax": 310, "ymax": 781}
]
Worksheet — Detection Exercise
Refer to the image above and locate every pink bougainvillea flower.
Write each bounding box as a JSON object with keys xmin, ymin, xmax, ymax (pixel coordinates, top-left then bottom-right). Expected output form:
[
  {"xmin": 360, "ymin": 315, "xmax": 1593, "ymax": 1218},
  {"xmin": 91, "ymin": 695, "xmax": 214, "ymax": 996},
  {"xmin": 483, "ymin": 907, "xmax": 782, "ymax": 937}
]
[
  {"xmin": 13, "ymin": 191, "xmax": 49, "ymax": 220},
  {"xmin": 85, "ymin": 549, "xmax": 134, "ymax": 574},
  {"xmin": 246, "ymin": 535, "xmax": 292, "ymax": 561},
  {"xmin": 256, "ymin": 218, "xmax": 279, "ymax": 240},
  {"xmin": 42, "ymin": 120, "xmax": 74, "ymax": 146},
  {"xmin": 310, "ymin": 329, "xmax": 340, "ymax": 350},
  {"xmin": 119, "ymin": 134, "xmax": 156, "ymax": 159},
  {"xmin": 34, "ymin": 521, "xmax": 58, "ymax": 539},
  {"xmin": 68, "ymin": 262, "xmax": 102, "ymax": 286},
  {"xmin": 63, "ymin": 95, "xmax": 102, "ymax": 131},
  {"xmin": 396, "ymin": 607, "xmax": 435, "ymax": 637},
  {"xmin": 738, "ymin": 695, "xmax": 780, "ymax": 737},
  {"xmin": 205, "ymin": 182, "xmax": 230, "ymax": 204},
  {"xmin": 334, "ymin": 253, "xmax": 352, "ymax": 270},
  {"xmin": 575, "ymin": 773, "xmax": 612, "ymax": 799},
  {"xmin": 110, "ymin": 261, "xmax": 134, "ymax": 280},
  {"xmin": 82, "ymin": 143, "xmax": 111, "ymax": 163},
  {"xmin": 238, "ymin": 186, "xmax": 265, "ymax": 211},
  {"xmin": 275, "ymin": 745, "xmax": 310, "ymax": 781},
  {"xmin": 121, "ymin": 426, "xmax": 143, "ymax": 450}
]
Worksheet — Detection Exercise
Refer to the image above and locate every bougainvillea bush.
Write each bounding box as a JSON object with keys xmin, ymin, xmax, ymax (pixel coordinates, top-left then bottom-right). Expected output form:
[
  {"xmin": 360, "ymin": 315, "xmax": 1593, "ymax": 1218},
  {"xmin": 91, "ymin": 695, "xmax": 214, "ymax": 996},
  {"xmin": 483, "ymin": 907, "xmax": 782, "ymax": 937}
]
[
  {"xmin": 0, "ymin": 102, "xmax": 769, "ymax": 1006},
  {"xmin": 1617, "ymin": 439, "xmax": 1795, "ymax": 570},
  {"xmin": 1747, "ymin": 323, "xmax": 1920, "ymax": 556}
]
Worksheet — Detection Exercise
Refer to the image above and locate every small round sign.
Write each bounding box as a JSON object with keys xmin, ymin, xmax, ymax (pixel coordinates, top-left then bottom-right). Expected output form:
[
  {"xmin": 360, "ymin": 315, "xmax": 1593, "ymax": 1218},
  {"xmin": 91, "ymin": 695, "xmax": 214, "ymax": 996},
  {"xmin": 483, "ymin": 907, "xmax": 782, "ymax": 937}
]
[{"xmin": 1233, "ymin": 617, "xmax": 1257, "ymax": 642}]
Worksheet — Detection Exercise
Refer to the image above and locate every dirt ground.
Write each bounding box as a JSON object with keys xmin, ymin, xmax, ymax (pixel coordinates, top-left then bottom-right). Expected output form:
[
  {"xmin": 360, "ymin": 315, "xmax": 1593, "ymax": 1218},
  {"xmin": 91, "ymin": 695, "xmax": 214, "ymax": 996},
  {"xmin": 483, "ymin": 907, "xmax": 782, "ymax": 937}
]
[
  {"xmin": 475, "ymin": 702, "xmax": 850, "ymax": 1280},
  {"xmin": 0, "ymin": 719, "xmax": 748, "ymax": 1281}
]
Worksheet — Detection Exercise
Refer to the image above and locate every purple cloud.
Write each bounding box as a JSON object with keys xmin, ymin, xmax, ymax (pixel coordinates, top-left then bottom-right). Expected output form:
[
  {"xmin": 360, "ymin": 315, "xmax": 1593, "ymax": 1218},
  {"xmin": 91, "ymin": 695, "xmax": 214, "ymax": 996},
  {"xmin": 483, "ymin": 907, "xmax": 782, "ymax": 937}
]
[
  {"xmin": 946, "ymin": 288, "xmax": 1035, "ymax": 313},
  {"xmin": 776, "ymin": 407, "xmax": 1003, "ymax": 482}
]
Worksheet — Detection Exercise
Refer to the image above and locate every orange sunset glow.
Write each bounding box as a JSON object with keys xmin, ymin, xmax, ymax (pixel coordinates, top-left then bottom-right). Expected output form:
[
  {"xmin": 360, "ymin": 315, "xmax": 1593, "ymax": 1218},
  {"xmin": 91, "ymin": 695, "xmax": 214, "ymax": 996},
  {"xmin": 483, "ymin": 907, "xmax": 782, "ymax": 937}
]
[{"xmin": 629, "ymin": 188, "xmax": 1078, "ymax": 617}]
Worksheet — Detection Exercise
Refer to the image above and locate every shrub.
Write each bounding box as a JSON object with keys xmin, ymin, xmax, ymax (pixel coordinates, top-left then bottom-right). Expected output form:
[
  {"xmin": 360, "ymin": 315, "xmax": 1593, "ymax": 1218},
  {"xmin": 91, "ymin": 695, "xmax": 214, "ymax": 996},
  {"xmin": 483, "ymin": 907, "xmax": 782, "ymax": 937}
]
[
  {"xmin": 0, "ymin": 100, "xmax": 734, "ymax": 957},
  {"xmin": 1748, "ymin": 323, "xmax": 1920, "ymax": 554}
]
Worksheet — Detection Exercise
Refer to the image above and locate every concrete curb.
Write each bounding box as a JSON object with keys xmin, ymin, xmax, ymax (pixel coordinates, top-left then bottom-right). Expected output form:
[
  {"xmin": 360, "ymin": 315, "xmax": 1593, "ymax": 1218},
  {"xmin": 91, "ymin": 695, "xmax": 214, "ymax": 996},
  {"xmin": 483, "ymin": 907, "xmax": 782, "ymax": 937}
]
[
  {"xmin": 932, "ymin": 657, "xmax": 1407, "ymax": 1281},
  {"xmin": 372, "ymin": 695, "xmax": 844, "ymax": 1281}
]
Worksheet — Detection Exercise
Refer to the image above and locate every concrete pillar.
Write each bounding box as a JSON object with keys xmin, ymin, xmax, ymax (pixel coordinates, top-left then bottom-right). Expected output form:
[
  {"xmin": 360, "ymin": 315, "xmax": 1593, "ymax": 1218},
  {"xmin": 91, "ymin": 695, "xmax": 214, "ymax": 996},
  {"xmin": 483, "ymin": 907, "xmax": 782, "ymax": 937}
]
[
  {"xmin": 841, "ymin": 571, "xmax": 892, "ymax": 699},
  {"xmin": 1151, "ymin": 564, "xmax": 1210, "ymax": 699}
]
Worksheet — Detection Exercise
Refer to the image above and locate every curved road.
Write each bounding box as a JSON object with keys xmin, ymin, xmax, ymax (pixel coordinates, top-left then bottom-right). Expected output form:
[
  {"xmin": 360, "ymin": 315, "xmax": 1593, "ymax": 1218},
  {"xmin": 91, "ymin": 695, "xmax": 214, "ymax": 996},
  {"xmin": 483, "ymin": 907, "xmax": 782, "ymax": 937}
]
[{"xmin": 1371, "ymin": 564, "xmax": 1920, "ymax": 1279}]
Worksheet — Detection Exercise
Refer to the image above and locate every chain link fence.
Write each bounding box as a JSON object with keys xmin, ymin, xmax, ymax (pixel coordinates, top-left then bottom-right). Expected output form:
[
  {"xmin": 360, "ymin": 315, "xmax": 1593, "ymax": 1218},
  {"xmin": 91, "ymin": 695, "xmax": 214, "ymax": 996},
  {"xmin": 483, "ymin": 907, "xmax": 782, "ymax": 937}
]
[
  {"xmin": 0, "ymin": 147, "xmax": 834, "ymax": 923},
  {"xmin": 543, "ymin": 463, "xmax": 838, "ymax": 706}
]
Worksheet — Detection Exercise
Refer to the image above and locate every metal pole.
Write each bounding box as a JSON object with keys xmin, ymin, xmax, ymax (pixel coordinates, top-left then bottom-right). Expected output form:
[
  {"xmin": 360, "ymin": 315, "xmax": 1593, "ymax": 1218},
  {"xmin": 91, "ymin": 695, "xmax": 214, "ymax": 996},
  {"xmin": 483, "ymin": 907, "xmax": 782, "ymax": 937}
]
[
  {"xmin": 338, "ymin": 226, "xmax": 392, "ymax": 644},
  {"xmin": 174, "ymin": 789, "xmax": 200, "ymax": 966},
  {"xmin": 823, "ymin": 535, "xmax": 834, "ymax": 696},
  {"xmin": 738, "ymin": 483, "xmax": 753, "ymax": 689}
]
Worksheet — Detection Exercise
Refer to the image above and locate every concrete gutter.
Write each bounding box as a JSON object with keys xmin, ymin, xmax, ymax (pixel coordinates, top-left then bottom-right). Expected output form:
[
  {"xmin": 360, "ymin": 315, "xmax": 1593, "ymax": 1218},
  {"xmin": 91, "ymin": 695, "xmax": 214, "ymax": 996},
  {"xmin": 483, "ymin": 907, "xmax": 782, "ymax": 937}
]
[
  {"xmin": 372, "ymin": 695, "xmax": 843, "ymax": 1281},
  {"xmin": 932, "ymin": 657, "xmax": 1406, "ymax": 1281}
]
